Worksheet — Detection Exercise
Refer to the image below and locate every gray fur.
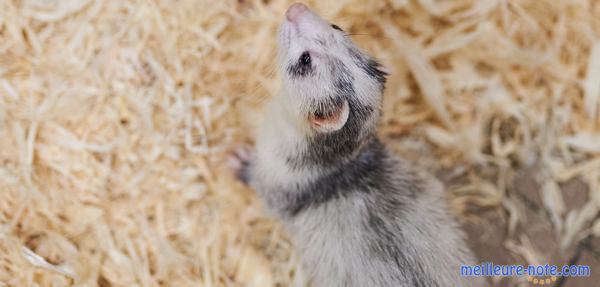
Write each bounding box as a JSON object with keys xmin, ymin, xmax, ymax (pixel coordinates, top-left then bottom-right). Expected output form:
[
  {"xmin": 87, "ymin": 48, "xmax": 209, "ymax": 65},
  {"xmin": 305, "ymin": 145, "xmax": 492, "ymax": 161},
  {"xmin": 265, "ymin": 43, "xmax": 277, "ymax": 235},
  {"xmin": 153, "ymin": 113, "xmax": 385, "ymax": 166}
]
[{"xmin": 238, "ymin": 4, "xmax": 486, "ymax": 287}]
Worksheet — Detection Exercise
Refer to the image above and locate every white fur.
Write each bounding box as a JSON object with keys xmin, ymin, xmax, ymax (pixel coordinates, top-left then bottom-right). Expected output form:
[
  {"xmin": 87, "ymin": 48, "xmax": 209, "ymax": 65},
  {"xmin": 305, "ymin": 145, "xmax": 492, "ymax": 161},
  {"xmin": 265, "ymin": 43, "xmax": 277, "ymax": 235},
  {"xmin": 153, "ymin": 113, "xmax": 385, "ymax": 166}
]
[{"xmin": 247, "ymin": 4, "xmax": 486, "ymax": 287}]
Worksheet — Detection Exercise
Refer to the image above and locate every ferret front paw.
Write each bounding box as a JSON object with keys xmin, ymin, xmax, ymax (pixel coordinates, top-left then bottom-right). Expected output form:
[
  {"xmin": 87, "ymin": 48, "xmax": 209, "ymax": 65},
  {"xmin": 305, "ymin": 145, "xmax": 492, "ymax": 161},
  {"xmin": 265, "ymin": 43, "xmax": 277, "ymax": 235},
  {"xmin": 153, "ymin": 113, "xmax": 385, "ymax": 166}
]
[{"xmin": 228, "ymin": 144, "xmax": 255, "ymax": 185}]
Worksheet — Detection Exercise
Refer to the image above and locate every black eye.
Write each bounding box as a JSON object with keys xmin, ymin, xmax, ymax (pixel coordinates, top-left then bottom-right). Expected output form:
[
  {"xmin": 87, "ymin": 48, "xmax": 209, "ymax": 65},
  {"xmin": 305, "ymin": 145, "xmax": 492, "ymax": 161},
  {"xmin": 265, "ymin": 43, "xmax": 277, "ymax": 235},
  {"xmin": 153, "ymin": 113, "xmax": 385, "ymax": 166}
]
[
  {"xmin": 314, "ymin": 109, "xmax": 325, "ymax": 119},
  {"xmin": 331, "ymin": 24, "xmax": 343, "ymax": 31},
  {"xmin": 299, "ymin": 51, "xmax": 311, "ymax": 66}
]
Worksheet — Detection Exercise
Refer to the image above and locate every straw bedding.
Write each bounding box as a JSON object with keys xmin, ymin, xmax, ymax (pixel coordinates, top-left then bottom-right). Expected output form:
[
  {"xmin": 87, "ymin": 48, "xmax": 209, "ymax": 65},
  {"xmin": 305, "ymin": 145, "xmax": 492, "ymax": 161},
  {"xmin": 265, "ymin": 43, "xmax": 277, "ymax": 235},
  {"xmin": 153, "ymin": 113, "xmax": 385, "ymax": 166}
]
[{"xmin": 0, "ymin": 0, "xmax": 599, "ymax": 286}]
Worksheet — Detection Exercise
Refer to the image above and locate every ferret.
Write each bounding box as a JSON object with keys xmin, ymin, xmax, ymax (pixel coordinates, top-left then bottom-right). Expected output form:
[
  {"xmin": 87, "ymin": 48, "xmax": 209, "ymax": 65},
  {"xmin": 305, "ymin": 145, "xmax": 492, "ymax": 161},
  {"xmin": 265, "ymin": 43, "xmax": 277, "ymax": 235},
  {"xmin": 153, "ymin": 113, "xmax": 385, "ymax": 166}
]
[{"xmin": 231, "ymin": 3, "xmax": 485, "ymax": 287}]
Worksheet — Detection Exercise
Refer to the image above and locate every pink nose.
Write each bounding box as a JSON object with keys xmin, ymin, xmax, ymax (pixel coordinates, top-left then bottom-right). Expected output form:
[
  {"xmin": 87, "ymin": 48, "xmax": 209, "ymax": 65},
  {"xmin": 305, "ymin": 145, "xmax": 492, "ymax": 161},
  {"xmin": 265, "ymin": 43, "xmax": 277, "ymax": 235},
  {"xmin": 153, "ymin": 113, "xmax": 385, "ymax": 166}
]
[{"xmin": 286, "ymin": 3, "xmax": 308, "ymax": 22}]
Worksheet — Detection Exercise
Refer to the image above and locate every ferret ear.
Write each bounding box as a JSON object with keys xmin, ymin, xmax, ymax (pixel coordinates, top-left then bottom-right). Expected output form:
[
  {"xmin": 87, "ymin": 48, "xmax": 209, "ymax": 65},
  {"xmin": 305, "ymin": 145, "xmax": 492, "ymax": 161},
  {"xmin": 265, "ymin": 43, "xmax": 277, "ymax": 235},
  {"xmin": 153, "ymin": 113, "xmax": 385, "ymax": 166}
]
[{"xmin": 310, "ymin": 100, "xmax": 349, "ymax": 133}]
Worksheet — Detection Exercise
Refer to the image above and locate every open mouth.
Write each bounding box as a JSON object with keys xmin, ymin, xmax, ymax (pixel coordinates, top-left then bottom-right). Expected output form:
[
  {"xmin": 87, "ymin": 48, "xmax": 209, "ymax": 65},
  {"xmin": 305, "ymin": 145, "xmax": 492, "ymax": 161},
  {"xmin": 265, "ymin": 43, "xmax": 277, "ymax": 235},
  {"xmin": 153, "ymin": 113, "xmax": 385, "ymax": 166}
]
[
  {"xmin": 312, "ymin": 97, "xmax": 344, "ymax": 119},
  {"xmin": 309, "ymin": 97, "xmax": 350, "ymax": 132}
]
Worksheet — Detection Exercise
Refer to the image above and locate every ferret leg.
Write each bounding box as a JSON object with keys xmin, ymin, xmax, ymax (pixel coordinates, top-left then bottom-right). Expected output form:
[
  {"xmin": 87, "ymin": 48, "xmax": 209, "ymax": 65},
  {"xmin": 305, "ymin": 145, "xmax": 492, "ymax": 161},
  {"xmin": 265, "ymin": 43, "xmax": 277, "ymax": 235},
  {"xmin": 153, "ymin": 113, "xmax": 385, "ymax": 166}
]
[{"xmin": 228, "ymin": 144, "xmax": 255, "ymax": 185}]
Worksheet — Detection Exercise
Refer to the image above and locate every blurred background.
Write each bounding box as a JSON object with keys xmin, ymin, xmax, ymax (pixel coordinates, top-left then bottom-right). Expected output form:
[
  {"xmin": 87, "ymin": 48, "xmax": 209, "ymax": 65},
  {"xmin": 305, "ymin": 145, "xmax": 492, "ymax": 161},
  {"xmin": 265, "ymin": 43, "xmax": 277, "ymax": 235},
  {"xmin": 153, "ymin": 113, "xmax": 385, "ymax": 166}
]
[{"xmin": 0, "ymin": 0, "xmax": 599, "ymax": 286}]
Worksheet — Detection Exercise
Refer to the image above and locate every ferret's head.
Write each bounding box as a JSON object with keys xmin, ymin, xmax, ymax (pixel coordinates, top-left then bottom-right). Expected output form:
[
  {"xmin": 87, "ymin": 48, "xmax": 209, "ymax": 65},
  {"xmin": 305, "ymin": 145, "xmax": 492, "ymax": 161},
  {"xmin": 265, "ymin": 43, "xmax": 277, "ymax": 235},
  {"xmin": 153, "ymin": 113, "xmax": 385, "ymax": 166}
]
[{"xmin": 277, "ymin": 3, "xmax": 387, "ymax": 164}]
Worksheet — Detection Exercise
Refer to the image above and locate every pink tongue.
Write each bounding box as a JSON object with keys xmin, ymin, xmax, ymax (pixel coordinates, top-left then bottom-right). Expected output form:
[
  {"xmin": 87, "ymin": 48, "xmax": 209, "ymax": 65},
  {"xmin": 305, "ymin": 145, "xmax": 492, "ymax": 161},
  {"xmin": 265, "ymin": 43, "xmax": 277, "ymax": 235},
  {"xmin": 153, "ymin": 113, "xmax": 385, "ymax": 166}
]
[{"xmin": 286, "ymin": 3, "xmax": 308, "ymax": 22}]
